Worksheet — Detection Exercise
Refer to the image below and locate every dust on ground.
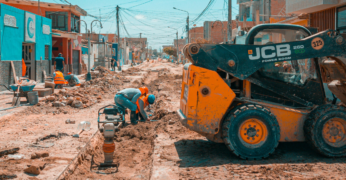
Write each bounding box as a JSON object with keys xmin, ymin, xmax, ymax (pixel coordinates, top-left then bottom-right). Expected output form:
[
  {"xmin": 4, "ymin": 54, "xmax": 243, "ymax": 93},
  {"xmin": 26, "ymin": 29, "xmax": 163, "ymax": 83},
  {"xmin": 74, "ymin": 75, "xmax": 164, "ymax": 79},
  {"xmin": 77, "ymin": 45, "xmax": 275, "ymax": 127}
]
[
  {"xmin": 67, "ymin": 62, "xmax": 183, "ymax": 179},
  {"xmin": 2, "ymin": 61, "xmax": 346, "ymax": 180}
]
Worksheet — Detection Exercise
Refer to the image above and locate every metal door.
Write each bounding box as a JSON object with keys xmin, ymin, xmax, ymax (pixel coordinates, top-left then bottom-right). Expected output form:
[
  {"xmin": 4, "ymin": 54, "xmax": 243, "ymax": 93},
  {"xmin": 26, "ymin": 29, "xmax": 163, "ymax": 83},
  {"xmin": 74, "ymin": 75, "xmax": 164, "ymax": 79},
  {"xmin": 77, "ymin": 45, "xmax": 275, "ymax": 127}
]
[
  {"xmin": 22, "ymin": 43, "xmax": 35, "ymax": 80},
  {"xmin": 72, "ymin": 50, "xmax": 79, "ymax": 74}
]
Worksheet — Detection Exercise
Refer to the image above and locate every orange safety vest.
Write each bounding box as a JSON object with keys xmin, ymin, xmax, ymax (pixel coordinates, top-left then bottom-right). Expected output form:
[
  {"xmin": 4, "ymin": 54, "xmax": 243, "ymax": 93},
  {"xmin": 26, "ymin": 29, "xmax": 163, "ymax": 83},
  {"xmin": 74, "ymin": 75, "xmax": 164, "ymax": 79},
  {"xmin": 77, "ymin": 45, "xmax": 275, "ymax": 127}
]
[
  {"xmin": 22, "ymin": 59, "xmax": 26, "ymax": 77},
  {"xmin": 136, "ymin": 95, "xmax": 149, "ymax": 114},
  {"xmin": 54, "ymin": 71, "xmax": 68, "ymax": 85}
]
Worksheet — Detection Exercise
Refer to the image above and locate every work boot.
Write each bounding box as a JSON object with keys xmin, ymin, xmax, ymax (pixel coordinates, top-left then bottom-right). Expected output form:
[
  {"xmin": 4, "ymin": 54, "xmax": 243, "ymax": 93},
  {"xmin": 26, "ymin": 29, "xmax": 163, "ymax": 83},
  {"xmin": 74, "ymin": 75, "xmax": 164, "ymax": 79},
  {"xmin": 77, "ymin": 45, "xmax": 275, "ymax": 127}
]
[{"xmin": 130, "ymin": 111, "xmax": 138, "ymax": 125}]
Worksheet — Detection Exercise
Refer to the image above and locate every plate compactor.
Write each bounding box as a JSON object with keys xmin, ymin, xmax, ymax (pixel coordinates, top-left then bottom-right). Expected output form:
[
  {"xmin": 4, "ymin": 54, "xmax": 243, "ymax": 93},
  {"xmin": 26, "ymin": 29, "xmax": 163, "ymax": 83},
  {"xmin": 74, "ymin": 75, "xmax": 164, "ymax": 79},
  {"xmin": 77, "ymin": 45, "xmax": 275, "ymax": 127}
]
[
  {"xmin": 178, "ymin": 24, "xmax": 346, "ymax": 160},
  {"xmin": 97, "ymin": 105, "xmax": 126, "ymax": 167}
]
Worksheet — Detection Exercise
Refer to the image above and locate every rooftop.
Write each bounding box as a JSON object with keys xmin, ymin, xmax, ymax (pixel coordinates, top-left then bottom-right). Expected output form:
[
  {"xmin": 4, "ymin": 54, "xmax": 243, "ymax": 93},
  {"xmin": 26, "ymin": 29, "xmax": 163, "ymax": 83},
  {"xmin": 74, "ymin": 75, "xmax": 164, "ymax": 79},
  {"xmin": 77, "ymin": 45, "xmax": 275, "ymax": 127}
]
[{"xmin": 0, "ymin": 0, "xmax": 87, "ymax": 16}]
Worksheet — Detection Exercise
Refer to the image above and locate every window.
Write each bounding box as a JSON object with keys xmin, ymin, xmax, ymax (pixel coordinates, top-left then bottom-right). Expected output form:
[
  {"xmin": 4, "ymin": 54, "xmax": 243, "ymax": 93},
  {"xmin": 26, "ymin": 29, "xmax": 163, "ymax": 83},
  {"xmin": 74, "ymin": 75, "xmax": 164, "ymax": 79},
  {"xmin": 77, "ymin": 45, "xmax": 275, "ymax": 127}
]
[
  {"xmin": 337, "ymin": 6, "xmax": 346, "ymax": 31},
  {"xmin": 245, "ymin": 6, "xmax": 250, "ymax": 18},
  {"xmin": 71, "ymin": 13, "xmax": 80, "ymax": 33},
  {"xmin": 45, "ymin": 45, "xmax": 50, "ymax": 60},
  {"xmin": 254, "ymin": 29, "xmax": 317, "ymax": 86},
  {"xmin": 46, "ymin": 12, "xmax": 68, "ymax": 31}
]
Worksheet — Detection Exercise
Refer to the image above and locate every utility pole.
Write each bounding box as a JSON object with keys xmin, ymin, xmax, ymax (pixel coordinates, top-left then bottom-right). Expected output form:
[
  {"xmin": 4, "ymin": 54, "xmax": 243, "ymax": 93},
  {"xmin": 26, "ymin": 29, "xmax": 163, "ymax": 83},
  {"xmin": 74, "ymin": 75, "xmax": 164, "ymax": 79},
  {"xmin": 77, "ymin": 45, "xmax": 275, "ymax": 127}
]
[
  {"xmin": 228, "ymin": 0, "xmax": 232, "ymax": 43},
  {"xmin": 173, "ymin": 7, "xmax": 189, "ymax": 43},
  {"xmin": 176, "ymin": 31, "xmax": 178, "ymax": 63},
  {"xmin": 116, "ymin": 5, "xmax": 120, "ymax": 70},
  {"xmin": 187, "ymin": 16, "xmax": 189, "ymax": 43},
  {"xmin": 139, "ymin": 33, "xmax": 142, "ymax": 62}
]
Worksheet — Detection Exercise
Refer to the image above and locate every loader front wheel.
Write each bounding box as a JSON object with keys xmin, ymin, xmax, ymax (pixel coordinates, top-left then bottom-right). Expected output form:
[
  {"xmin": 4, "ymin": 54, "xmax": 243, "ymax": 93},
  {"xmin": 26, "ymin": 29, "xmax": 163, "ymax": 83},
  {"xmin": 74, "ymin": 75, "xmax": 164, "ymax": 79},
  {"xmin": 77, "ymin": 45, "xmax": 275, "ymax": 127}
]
[
  {"xmin": 222, "ymin": 104, "xmax": 280, "ymax": 160},
  {"xmin": 304, "ymin": 105, "xmax": 346, "ymax": 157}
]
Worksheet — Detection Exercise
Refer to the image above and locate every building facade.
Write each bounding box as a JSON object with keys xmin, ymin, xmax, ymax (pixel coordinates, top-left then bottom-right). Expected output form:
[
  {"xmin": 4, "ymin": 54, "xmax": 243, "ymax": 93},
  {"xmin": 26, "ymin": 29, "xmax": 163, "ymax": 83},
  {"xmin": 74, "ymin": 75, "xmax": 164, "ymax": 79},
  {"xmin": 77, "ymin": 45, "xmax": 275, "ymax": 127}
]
[
  {"xmin": 0, "ymin": 3, "xmax": 52, "ymax": 91},
  {"xmin": 286, "ymin": 0, "xmax": 346, "ymax": 33},
  {"xmin": 1, "ymin": 0, "xmax": 87, "ymax": 75},
  {"xmin": 238, "ymin": 0, "xmax": 286, "ymax": 26},
  {"xmin": 189, "ymin": 27, "xmax": 204, "ymax": 43}
]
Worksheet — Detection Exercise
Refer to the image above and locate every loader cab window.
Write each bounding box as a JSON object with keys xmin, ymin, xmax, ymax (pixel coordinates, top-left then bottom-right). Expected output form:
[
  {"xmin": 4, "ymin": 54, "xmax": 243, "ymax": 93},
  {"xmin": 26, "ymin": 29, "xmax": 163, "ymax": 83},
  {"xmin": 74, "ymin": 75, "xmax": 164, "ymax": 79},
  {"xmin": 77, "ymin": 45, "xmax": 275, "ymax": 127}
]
[{"xmin": 254, "ymin": 29, "xmax": 317, "ymax": 86}]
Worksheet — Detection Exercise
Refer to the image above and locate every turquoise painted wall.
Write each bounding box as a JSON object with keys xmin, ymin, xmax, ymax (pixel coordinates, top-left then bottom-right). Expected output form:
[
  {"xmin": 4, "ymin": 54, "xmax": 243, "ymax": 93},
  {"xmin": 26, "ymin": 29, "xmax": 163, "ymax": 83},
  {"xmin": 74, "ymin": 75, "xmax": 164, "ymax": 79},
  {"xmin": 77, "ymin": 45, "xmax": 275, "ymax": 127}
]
[
  {"xmin": 35, "ymin": 14, "xmax": 52, "ymax": 61},
  {"xmin": 1, "ymin": 4, "xmax": 25, "ymax": 61},
  {"xmin": 0, "ymin": 4, "xmax": 52, "ymax": 61}
]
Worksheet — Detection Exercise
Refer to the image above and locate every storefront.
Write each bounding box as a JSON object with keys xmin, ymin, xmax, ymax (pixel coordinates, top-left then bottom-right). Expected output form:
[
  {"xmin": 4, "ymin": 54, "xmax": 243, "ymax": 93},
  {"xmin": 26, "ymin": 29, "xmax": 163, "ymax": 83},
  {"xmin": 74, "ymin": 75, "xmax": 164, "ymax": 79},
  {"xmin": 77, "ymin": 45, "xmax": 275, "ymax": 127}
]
[{"xmin": 0, "ymin": 4, "xmax": 52, "ymax": 91}]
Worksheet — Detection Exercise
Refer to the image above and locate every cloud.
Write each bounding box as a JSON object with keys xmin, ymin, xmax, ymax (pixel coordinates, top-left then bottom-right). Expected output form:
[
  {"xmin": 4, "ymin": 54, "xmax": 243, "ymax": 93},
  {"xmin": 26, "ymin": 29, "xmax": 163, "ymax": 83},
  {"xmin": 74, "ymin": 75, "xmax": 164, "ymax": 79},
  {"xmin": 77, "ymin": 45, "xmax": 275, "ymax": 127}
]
[{"xmin": 135, "ymin": 15, "xmax": 145, "ymax": 20}]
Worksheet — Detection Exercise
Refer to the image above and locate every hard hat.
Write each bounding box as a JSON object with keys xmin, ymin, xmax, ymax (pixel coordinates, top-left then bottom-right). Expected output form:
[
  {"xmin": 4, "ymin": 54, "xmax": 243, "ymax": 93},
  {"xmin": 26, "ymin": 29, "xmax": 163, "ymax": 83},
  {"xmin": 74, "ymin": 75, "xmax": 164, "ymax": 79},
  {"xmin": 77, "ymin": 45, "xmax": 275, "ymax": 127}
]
[
  {"xmin": 68, "ymin": 72, "xmax": 72, "ymax": 75},
  {"xmin": 148, "ymin": 94, "xmax": 155, "ymax": 104},
  {"xmin": 139, "ymin": 86, "xmax": 149, "ymax": 95}
]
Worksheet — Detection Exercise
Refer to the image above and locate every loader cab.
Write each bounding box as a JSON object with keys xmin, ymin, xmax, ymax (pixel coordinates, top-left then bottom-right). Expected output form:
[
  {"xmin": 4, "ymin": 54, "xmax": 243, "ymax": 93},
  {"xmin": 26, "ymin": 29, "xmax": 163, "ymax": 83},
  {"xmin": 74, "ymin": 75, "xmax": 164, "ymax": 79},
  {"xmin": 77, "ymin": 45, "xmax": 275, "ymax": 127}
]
[{"xmin": 244, "ymin": 24, "xmax": 326, "ymax": 107}]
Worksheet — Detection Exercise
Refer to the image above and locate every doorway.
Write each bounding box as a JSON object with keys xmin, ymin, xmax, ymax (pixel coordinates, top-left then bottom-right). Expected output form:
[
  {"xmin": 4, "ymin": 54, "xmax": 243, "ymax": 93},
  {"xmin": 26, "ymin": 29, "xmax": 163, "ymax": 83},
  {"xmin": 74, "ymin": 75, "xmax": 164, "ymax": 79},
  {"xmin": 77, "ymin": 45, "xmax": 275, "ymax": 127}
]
[
  {"xmin": 72, "ymin": 50, "xmax": 79, "ymax": 74},
  {"xmin": 22, "ymin": 43, "xmax": 36, "ymax": 80}
]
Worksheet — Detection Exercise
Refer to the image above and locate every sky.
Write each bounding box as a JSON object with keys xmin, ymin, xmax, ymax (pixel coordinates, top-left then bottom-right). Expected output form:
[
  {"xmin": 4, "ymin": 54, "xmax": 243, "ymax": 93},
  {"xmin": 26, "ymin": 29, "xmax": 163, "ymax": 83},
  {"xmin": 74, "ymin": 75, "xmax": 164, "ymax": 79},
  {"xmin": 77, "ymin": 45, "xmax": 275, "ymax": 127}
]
[{"xmin": 41, "ymin": 0, "xmax": 239, "ymax": 50}]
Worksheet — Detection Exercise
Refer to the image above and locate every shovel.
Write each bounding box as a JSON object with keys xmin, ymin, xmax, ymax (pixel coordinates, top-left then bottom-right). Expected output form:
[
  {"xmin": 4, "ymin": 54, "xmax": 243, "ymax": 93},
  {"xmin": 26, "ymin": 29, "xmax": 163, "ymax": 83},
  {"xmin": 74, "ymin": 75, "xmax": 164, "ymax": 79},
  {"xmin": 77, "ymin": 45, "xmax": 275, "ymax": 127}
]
[{"xmin": 73, "ymin": 121, "xmax": 91, "ymax": 138}]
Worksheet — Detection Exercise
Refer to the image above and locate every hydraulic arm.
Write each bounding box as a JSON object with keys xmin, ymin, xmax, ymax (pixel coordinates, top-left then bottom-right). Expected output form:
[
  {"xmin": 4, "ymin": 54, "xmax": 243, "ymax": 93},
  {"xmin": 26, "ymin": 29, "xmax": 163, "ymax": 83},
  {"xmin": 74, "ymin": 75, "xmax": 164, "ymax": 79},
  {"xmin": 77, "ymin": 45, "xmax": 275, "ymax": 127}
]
[{"xmin": 184, "ymin": 30, "xmax": 346, "ymax": 80}]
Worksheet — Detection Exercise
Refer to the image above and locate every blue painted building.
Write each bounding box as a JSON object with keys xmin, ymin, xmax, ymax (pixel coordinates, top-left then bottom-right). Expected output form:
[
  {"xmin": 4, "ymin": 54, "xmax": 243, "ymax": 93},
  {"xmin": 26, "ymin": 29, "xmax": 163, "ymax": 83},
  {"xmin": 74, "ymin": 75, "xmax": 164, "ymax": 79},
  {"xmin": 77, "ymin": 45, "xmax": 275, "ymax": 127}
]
[{"xmin": 0, "ymin": 4, "xmax": 52, "ymax": 90}]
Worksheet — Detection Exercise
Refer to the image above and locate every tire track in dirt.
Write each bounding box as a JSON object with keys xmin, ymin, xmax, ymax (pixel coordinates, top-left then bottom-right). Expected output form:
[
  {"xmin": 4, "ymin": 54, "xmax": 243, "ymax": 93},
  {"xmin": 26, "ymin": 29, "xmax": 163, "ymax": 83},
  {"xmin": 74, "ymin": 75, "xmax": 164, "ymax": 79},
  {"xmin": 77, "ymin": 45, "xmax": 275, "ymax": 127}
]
[{"xmin": 66, "ymin": 63, "xmax": 183, "ymax": 179}]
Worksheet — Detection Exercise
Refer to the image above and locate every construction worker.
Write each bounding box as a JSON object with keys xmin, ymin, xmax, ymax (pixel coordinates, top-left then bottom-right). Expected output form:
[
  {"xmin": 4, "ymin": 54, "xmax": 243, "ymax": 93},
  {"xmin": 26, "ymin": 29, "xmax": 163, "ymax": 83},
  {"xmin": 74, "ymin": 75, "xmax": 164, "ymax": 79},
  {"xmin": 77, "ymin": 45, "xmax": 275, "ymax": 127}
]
[
  {"xmin": 53, "ymin": 69, "xmax": 68, "ymax": 88},
  {"xmin": 54, "ymin": 53, "xmax": 65, "ymax": 72},
  {"xmin": 67, "ymin": 72, "xmax": 81, "ymax": 86},
  {"xmin": 131, "ymin": 94, "xmax": 156, "ymax": 124},
  {"xmin": 114, "ymin": 86, "xmax": 149, "ymax": 124}
]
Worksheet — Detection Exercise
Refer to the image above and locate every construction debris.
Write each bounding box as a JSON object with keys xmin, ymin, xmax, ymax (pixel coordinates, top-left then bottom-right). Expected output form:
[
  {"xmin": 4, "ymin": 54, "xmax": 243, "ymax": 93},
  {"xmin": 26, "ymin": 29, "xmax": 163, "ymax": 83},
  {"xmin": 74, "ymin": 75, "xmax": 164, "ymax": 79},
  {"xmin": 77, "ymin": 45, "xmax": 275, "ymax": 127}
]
[
  {"xmin": 32, "ymin": 66, "xmax": 129, "ymax": 110},
  {"xmin": 0, "ymin": 147, "xmax": 19, "ymax": 157},
  {"xmin": 31, "ymin": 151, "xmax": 49, "ymax": 159},
  {"xmin": 24, "ymin": 165, "xmax": 40, "ymax": 175},
  {"xmin": 65, "ymin": 119, "xmax": 75, "ymax": 124},
  {"xmin": 0, "ymin": 170, "xmax": 17, "ymax": 179}
]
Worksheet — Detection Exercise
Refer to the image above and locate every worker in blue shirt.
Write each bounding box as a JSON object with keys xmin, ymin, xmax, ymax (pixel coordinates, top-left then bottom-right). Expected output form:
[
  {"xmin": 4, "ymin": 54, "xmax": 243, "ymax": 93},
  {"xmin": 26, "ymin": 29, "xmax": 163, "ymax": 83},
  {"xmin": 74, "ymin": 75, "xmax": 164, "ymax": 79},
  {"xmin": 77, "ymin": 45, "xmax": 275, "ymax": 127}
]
[{"xmin": 54, "ymin": 53, "xmax": 65, "ymax": 72}]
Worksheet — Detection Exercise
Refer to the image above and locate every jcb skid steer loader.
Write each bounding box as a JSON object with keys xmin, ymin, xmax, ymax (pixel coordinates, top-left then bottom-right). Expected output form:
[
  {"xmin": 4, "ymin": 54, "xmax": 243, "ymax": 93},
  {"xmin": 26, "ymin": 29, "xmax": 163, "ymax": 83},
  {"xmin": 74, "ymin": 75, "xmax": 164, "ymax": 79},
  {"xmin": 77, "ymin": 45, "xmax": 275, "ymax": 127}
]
[{"xmin": 177, "ymin": 24, "xmax": 346, "ymax": 160}]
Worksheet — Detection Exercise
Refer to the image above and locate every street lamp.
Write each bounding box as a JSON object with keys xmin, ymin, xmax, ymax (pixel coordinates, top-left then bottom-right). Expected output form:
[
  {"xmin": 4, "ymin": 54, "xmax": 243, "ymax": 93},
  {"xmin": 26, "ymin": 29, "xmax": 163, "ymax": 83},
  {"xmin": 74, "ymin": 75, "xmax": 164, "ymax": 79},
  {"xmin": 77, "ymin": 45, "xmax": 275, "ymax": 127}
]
[
  {"xmin": 168, "ymin": 26, "xmax": 179, "ymax": 63},
  {"xmin": 75, "ymin": 19, "xmax": 103, "ymax": 81},
  {"xmin": 173, "ymin": 7, "xmax": 189, "ymax": 44}
]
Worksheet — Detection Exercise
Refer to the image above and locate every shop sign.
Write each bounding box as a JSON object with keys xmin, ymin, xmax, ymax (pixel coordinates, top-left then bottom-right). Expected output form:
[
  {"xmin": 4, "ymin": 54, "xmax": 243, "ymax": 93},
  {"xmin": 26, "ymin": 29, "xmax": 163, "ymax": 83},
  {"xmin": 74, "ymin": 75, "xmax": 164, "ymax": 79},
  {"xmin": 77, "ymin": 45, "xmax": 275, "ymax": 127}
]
[
  {"xmin": 43, "ymin": 25, "xmax": 50, "ymax": 35},
  {"xmin": 25, "ymin": 12, "xmax": 36, "ymax": 42},
  {"xmin": 4, "ymin": 14, "xmax": 16, "ymax": 27}
]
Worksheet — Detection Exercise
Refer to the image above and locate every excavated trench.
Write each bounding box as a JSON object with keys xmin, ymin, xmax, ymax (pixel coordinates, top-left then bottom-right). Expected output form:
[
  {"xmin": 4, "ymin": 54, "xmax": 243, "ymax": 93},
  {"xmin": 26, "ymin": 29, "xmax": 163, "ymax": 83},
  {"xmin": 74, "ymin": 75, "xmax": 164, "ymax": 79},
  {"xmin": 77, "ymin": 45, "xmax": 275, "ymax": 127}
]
[{"xmin": 60, "ymin": 65, "xmax": 183, "ymax": 179}]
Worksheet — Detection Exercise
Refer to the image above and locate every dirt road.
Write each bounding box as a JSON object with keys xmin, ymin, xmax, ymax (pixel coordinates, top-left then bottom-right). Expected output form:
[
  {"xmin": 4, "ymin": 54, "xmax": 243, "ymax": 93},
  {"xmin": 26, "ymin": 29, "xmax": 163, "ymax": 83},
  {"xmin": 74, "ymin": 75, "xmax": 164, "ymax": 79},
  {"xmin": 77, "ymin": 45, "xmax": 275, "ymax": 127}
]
[{"xmin": 1, "ymin": 61, "xmax": 346, "ymax": 179}]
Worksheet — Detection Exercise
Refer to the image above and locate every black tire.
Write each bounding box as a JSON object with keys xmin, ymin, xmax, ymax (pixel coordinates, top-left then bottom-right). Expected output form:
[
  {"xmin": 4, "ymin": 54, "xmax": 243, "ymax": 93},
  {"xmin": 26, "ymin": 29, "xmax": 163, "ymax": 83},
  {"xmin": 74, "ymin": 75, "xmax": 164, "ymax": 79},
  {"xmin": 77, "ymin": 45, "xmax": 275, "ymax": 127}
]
[
  {"xmin": 222, "ymin": 104, "xmax": 280, "ymax": 160},
  {"xmin": 304, "ymin": 105, "xmax": 346, "ymax": 157}
]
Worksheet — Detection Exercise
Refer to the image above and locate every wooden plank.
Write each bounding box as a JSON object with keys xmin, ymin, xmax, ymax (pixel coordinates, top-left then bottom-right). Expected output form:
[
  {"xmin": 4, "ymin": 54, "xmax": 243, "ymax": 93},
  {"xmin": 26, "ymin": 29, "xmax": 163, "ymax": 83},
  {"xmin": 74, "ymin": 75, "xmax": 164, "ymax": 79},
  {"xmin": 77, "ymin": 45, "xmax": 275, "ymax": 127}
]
[{"xmin": 10, "ymin": 61, "xmax": 18, "ymax": 84}]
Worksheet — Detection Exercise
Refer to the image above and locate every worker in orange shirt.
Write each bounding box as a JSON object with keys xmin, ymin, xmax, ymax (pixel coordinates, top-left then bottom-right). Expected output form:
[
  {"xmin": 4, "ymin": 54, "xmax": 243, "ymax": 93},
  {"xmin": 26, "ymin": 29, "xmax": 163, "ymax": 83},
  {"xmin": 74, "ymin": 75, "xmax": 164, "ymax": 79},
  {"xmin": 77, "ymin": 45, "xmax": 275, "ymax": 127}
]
[
  {"xmin": 53, "ymin": 69, "xmax": 68, "ymax": 88},
  {"xmin": 130, "ymin": 94, "xmax": 155, "ymax": 124}
]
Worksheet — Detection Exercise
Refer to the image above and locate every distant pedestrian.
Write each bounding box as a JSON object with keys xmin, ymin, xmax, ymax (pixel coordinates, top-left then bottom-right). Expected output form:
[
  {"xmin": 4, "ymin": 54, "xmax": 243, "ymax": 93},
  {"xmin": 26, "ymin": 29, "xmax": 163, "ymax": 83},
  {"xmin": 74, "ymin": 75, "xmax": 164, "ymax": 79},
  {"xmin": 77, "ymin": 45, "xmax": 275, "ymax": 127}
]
[
  {"xmin": 54, "ymin": 53, "xmax": 65, "ymax": 72},
  {"xmin": 111, "ymin": 58, "xmax": 115, "ymax": 71}
]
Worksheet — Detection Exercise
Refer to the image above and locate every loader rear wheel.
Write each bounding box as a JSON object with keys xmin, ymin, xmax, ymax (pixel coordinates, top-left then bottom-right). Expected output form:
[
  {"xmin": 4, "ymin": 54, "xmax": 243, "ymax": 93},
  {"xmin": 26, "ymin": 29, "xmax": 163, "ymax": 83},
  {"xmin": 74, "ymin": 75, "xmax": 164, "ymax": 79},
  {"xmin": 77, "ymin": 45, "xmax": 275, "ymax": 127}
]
[
  {"xmin": 222, "ymin": 104, "xmax": 280, "ymax": 160},
  {"xmin": 304, "ymin": 105, "xmax": 346, "ymax": 157}
]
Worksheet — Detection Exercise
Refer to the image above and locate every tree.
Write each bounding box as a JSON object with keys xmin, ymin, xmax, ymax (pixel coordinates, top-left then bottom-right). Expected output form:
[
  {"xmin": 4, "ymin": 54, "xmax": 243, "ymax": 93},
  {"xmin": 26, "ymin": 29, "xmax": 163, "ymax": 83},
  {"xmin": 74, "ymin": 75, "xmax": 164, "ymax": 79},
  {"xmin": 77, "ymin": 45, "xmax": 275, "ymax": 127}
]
[
  {"xmin": 153, "ymin": 49, "xmax": 158, "ymax": 56},
  {"xmin": 163, "ymin": 47, "xmax": 177, "ymax": 57}
]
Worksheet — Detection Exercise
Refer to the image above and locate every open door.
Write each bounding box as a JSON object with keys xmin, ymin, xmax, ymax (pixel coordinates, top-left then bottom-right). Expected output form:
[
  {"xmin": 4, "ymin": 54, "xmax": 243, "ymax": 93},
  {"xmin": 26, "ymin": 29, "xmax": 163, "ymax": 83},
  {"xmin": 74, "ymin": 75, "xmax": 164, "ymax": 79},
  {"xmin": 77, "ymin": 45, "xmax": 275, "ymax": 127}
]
[{"xmin": 22, "ymin": 43, "xmax": 36, "ymax": 80}]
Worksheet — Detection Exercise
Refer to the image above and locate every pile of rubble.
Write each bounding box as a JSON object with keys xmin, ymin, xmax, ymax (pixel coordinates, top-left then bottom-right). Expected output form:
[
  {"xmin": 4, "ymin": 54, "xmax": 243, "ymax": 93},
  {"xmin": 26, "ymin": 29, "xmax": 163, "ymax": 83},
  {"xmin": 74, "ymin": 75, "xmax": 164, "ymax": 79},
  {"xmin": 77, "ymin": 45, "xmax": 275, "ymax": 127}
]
[{"xmin": 37, "ymin": 66, "xmax": 130, "ymax": 109}]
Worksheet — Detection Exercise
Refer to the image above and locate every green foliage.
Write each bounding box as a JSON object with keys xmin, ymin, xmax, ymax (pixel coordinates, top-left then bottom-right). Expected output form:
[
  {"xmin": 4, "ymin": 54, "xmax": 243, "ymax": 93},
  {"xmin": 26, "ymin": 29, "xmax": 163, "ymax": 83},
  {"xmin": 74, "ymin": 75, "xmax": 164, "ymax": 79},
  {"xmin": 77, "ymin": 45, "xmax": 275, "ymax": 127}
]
[{"xmin": 163, "ymin": 47, "xmax": 177, "ymax": 57}]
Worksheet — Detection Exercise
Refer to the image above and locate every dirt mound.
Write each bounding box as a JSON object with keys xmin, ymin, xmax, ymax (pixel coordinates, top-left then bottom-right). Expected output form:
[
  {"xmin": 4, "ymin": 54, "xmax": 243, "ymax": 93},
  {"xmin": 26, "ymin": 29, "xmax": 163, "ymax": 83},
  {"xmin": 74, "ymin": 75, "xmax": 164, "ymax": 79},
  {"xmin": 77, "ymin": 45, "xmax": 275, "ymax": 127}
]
[{"xmin": 24, "ymin": 66, "xmax": 132, "ymax": 114}]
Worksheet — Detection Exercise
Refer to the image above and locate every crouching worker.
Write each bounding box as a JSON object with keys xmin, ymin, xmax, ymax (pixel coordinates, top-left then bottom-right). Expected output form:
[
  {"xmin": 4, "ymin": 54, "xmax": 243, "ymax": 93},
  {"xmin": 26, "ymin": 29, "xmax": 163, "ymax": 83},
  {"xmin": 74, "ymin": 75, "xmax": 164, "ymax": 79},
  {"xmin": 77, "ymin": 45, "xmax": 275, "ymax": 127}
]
[
  {"xmin": 54, "ymin": 70, "xmax": 68, "ymax": 89},
  {"xmin": 114, "ymin": 87, "xmax": 149, "ymax": 124},
  {"xmin": 130, "ymin": 94, "xmax": 155, "ymax": 124},
  {"xmin": 67, "ymin": 72, "xmax": 81, "ymax": 87}
]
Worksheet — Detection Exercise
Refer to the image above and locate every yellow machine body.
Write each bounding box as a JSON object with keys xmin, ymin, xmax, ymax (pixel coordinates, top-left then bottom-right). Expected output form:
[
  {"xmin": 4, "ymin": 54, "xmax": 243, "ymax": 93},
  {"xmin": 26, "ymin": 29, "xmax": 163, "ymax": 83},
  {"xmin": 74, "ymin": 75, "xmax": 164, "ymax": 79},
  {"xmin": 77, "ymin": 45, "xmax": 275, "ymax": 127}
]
[{"xmin": 179, "ymin": 65, "xmax": 311, "ymax": 142}]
